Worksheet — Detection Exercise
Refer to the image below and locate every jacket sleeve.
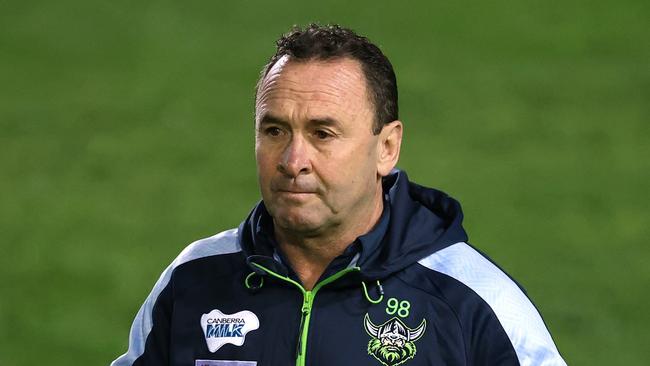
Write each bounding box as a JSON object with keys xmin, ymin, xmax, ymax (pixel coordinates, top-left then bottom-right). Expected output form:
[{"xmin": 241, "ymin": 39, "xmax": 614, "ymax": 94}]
[
  {"xmin": 110, "ymin": 266, "xmax": 175, "ymax": 366},
  {"xmin": 418, "ymin": 242, "xmax": 568, "ymax": 365},
  {"xmin": 467, "ymin": 302, "xmax": 566, "ymax": 366},
  {"xmin": 110, "ymin": 230, "xmax": 242, "ymax": 366}
]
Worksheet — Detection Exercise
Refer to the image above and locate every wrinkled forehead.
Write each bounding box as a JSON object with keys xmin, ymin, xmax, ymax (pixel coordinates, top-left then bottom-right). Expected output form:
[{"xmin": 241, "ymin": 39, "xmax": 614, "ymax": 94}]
[{"xmin": 255, "ymin": 55, "xmax": 372, "ymax": 120}]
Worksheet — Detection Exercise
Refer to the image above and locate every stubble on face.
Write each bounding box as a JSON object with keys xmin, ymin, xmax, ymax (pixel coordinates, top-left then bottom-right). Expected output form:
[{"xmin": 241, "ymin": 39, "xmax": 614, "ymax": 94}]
[{"xmin": 254, "ymin": 56, "xmax": 384, "ymax": 243}]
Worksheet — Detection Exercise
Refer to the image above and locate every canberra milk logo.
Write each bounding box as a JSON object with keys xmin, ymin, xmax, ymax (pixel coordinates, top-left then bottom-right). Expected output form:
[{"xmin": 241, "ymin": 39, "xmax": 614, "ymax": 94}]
[{"xmin": 200, "ymin": 309, "xmax": 260, "ymax": 352}]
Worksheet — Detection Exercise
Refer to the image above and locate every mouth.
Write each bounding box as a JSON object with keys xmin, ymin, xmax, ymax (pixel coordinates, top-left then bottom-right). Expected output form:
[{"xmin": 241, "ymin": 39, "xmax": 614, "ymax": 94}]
[
  {"xmin": 278, "ymin": 189, "xmax": 315, "ymax": 194},
  {"xmin": 270, "ymin": 180, "xmax": 319, "ymax": 199},
  {"xmin": 277, "ymin": 190, "xmax": 316, "ymax": 199}
]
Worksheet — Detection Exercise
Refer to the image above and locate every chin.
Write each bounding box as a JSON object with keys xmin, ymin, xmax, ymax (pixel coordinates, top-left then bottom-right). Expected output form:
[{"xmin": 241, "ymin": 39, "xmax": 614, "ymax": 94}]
[{"xmin": 274, "ymin": 210, "xmax": 325, "ymax": 234}]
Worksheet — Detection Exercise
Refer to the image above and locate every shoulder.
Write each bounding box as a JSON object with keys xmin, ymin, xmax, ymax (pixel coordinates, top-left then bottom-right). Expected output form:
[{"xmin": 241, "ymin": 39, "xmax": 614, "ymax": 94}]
[
  {"xmin": 416, "ymin": 242, "xmax": 536, "ymax": 329},
  {"xmin": 171, "ymin": 228, "xmax": 242, "ymax": 268},
  {"xmin": 138, "ymin": 228, "xmax": 243, "ymax": 309},
  {"xmin": 109, "ymin": 229, "xmax": 243, "ymax": 366},
  {"xmin": 417, "ymin": 242, "xmax": 526, "ymax": 306},
  {"xmin": 416, "ymin": 242, "xmax": 566, "ymax": 365},
  {"xmin": 151, "ymin": 228, "xmax": 243, "ymax": 286}
]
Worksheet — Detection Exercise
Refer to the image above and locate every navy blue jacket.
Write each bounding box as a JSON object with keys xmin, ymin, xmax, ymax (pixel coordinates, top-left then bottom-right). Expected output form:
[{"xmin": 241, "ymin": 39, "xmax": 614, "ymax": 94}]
[{"xmin": 112, "ymin": 170, "xmax": 566, "ymax": 366}]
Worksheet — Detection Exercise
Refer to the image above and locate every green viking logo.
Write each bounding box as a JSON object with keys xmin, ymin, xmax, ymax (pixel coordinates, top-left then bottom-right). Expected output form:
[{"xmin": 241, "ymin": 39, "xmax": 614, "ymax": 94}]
[{"xmin": 364, "ymin": 314, "xmax": 427, "ymax": 366}]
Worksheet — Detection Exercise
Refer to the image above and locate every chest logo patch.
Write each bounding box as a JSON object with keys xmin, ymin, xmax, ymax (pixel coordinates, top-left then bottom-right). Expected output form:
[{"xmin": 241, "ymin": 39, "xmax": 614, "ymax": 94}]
[
  {"xmin": 364, "ymin": 314, "xmax": 426, "ymax": 366},
  {"xmin": 200, "ymin": 309, "xmax": 260, "ymax": 352}
]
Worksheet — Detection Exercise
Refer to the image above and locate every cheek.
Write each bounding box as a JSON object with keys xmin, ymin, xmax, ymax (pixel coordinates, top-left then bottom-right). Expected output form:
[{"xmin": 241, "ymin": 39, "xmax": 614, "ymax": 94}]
[
  {"xmin": 317, "ymin": 149, "xmax": 377, "ymax": 204},
  {"xmin": 328, "ymin": 142, "xmax": 375, "ymax": 174}
]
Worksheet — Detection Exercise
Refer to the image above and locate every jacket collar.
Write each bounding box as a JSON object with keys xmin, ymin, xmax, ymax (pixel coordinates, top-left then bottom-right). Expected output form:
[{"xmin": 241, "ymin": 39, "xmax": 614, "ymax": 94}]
[{"xmin": 239, "ymin": 169, "xmax": 468, "ymax": 280}]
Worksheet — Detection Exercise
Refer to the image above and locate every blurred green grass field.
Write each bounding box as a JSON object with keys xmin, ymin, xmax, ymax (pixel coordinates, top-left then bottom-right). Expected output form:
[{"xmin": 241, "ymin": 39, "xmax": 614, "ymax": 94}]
[{"xmin": 1, "ymin": 0, "xmax": 648, "ymax": 364}]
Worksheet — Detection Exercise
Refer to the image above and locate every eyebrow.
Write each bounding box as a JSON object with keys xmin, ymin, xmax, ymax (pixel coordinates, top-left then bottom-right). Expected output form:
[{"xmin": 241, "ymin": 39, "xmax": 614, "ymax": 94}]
[
  {"xmin": 308, "ymin": 117, "xmax": 340, "ymax": 128},
  {"xmin": 258, "ymin": 113, "xmax": 341, "ymax": 128},
  {"xmin": 258, "ymin": 114, "xmax": 288, "ymax": 127}
]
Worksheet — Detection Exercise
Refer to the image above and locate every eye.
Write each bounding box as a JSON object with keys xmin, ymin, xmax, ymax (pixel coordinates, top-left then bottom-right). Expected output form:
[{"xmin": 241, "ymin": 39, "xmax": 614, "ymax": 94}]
[
  {"xmin": 314, "ymin": 129, "xmax": 332, "ymax": 140},
  {"xmin": 264, "ymin": 126, "xmax": 282, "ymax": 137}
]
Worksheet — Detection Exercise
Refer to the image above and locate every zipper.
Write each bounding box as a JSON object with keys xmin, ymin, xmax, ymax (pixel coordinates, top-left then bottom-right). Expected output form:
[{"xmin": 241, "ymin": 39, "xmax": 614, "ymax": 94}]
[
  {"xmin": 251, "ymin": 263, "xmax": 359, "ymax": 366},
  {"xmin": 296, "ymin": 290, "xmax": 312, "ymax": 363}
]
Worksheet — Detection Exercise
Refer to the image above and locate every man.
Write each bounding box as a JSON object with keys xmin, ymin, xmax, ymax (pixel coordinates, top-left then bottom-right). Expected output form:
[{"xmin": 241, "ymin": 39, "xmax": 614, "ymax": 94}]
[{"xmin": 112, "ymin": 24, "xmax": 567, "ymax": 366}]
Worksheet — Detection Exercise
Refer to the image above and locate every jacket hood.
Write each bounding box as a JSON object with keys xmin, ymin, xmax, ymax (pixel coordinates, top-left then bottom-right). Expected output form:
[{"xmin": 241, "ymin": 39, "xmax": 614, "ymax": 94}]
[{"xmin": 238, "ymin": 169, "xmax": 468, "ymax": 280}]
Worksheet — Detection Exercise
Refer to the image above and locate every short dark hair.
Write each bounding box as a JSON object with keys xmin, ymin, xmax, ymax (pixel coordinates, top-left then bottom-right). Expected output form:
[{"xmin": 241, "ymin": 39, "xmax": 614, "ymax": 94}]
[{"xmin": 256, "ymin": 24, "xmax": 398, "ymax": 134}]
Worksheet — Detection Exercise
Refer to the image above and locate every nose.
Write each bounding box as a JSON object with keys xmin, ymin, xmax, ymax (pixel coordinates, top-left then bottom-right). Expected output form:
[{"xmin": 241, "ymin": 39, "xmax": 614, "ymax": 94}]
[{"xmin": 277, "ymin": 135, "xmax": 312, "ymax": 177}]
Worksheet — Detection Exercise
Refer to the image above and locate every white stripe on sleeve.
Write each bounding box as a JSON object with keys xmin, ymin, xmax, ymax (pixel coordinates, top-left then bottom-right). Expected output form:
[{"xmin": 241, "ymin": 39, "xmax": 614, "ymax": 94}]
[
  {"xmin": 111, "ymin": 229, "xmax": 242, "ymax": 366},
  {"xmin": 418, "ymin": 242, "xmax": 567, "ymax": 366}
]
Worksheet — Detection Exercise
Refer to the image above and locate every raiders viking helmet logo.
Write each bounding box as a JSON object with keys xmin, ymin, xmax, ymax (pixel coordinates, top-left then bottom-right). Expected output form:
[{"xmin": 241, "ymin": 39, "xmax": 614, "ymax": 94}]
[{"xmin": 364, "ymin": 314, "xmax": 427, "ymax": 366}]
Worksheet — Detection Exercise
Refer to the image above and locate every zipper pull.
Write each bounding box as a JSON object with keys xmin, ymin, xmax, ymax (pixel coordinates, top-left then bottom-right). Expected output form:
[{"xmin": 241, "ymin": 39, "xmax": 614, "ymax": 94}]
[{"xmin": 302, "ymin": 291, "xmax": 312, "ymax": 314}]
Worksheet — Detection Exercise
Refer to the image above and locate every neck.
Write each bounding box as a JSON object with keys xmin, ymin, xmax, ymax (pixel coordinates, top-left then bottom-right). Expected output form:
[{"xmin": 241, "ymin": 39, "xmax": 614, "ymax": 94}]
[{"xmin": 274, "ymin": 182, "xmax": 384, "ymax": 290}]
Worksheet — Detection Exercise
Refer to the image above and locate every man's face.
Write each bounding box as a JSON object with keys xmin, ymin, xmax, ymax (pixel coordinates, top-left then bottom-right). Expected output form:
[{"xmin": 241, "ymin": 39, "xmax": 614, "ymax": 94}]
[{"xmin": 255, "ymin": 56, "xmax": 384, "ymax": 235}]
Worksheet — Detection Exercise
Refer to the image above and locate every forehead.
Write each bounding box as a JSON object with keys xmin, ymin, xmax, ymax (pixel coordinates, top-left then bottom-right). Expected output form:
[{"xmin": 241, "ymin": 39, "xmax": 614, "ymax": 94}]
[{"xmin": 256, "ymin": 56, "xmax": 372, "ymax": 122}]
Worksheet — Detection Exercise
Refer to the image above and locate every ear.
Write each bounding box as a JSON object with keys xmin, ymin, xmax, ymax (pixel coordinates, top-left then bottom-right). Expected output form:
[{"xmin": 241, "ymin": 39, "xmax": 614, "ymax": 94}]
[{"xmin": 376, "ymin": 120, "xmax": 403, "ymax": 177}]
